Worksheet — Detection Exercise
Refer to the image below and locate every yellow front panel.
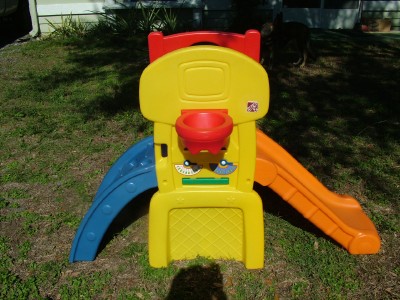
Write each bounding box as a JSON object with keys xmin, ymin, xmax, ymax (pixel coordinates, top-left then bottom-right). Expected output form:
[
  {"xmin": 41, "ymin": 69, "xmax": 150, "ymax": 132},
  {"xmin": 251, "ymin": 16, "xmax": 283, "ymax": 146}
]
[{"xmin": 169, "ymin": 208, "xmax": 243, "ymax": 261}]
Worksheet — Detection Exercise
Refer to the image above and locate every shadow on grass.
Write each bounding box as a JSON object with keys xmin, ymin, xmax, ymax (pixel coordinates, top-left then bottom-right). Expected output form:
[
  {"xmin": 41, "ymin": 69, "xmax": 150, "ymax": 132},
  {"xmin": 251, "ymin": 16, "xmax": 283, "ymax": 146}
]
[
  {"xmin": 166, "ymin": 263, "xmax": 227, "ymax": 300},
  {"xmin": 24, "ymin": 33, "xmax": 150, "ymax": 121},
  {"xmin": 256, "ymin": 184, "xmax": 324, "ymax": 236},
  {"xmin": 65, "ymin": 35, "xmax": 149, "ymax": 117},
  {"xmin": 264, "ymin": 30, "xmax": 399, "ymax": 152},
  {"xmin": 98, "ymin": 188, "xmax": 155, "ymax": 254},
  {"xmin": 259, "ymin": 30, "xmax": 399, "ymax": 221}
]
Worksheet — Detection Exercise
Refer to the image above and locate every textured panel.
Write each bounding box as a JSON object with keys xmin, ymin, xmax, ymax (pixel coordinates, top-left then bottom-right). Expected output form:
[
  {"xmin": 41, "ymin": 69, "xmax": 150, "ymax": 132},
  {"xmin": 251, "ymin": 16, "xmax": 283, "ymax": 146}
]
[{"xmin": 169, "ymin": 208, "xmax": 243, "ymax": 260}]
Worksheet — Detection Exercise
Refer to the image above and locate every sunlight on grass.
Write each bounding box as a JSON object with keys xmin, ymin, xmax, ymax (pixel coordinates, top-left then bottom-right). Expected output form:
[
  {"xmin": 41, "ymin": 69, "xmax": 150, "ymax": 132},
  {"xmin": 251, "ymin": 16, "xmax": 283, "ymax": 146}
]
[{"xmin": 266, "ymin": 214, "xmax": 360, "ymax": 298}]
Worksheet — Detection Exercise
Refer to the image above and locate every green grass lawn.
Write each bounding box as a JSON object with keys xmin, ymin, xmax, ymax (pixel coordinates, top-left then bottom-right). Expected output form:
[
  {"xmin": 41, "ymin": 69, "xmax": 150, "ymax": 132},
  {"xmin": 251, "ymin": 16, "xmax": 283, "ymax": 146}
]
[{"xmin": 1, "ymin": 30, "xmax": 399, "ymax": 299}]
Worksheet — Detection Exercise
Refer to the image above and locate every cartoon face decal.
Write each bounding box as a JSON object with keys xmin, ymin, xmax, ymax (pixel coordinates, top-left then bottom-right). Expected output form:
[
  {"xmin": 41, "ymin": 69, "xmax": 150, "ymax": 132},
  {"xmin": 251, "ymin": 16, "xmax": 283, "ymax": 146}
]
[
  {"xmin": 209, "ymin": 159, "xmax": 237, "ymax": 175},
  {"xmin": 175, "ymin": 160, "xmax": 202, "ymax": 176}
]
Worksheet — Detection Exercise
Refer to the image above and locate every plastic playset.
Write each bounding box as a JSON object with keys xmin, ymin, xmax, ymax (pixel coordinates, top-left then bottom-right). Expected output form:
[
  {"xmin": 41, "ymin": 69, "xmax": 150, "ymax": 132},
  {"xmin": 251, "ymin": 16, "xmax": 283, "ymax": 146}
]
[{"xmin": 70, "ymin": 30, "xmax": 380, "ymax": 269}]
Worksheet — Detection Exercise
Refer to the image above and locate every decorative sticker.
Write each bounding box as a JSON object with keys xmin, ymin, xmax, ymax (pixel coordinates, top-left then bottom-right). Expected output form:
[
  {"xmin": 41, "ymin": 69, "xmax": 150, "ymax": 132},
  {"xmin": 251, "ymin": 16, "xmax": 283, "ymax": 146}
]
[
  {"xmin": 175, "ymin": 160, "xmax": 202, "ymax": 176},
  {"xmin": 247, "ymin": 101, "xmax": 259, "ymax": 112},
  {"xmin": 209, "ymin": 159, "xmax": 237, "ymax": 175}
]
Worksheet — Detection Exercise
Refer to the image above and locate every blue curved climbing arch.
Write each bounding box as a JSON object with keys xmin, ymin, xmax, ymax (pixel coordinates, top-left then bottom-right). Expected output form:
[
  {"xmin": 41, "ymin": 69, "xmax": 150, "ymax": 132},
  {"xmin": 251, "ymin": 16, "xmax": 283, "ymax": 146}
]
[{"xmin": 69, "ymin": 136, "xmax": 157, "ymax": 262}]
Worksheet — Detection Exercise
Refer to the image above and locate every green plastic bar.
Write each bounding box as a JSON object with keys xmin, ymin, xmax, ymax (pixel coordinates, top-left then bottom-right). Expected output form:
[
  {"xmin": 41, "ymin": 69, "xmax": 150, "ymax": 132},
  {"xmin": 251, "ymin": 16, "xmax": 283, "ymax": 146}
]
[{"xmin": 182, "ymin": 178, "xmax": 230, "ymax": 185}]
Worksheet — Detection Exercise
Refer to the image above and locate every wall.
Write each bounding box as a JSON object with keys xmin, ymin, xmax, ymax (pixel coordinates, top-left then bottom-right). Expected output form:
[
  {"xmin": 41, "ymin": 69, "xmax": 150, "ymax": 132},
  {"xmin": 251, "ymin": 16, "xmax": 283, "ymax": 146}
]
[
  {"xmin": 35, "ymin": 0, "xmax": 104, "ymax": 33},
  {"xmin": 30, "ymin": 0, "xmax": 400, "ymax": 35}
]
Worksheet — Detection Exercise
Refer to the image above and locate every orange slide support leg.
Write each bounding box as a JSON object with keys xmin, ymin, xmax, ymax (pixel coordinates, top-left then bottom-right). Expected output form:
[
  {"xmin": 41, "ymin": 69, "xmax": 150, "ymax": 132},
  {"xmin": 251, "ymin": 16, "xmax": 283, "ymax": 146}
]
[{"xmin": 255, "ymin": 130, "xmax": 380, "ymax": 254}]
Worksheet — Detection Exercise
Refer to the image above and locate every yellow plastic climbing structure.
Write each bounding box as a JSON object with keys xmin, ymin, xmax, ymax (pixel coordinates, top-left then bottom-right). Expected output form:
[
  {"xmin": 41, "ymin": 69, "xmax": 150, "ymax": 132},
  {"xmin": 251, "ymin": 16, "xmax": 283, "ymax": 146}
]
[{"xmin": 140, "ymin": 32, "xmax": 269, "ymax": 269}]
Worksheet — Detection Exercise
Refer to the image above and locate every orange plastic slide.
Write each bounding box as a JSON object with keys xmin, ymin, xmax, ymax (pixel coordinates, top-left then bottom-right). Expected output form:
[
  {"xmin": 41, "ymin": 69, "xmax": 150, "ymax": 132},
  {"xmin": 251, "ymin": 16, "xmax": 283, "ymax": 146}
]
[{"xmin": 255, "ymin": 130, "xmax": 381, "ymax": 254}]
